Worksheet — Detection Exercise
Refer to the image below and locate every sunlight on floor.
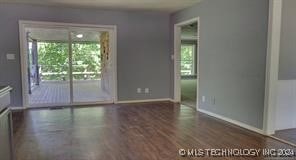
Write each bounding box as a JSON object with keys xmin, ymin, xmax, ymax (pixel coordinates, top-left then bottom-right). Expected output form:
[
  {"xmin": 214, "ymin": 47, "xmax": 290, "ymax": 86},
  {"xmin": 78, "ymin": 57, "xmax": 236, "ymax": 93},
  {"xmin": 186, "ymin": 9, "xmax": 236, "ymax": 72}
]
[{"xmin": 181, "ymin": 79, "xmax": 197, "ymax": 108}]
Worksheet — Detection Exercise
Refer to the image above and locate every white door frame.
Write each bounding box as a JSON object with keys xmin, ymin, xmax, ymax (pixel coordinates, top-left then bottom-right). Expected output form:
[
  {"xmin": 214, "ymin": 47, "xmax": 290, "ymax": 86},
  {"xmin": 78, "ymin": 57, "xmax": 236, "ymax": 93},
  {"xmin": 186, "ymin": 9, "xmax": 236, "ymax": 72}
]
[
  {"xmin": 19, "ymin": 20, "xmax": 118, "ymax": 108},
  {"xmin": 173, "ymin": 17, "xmax": 200, "ymax": 111},
  {"xmin": 263, "ymin": 0, "xmax": 283, "ymax": 135}
]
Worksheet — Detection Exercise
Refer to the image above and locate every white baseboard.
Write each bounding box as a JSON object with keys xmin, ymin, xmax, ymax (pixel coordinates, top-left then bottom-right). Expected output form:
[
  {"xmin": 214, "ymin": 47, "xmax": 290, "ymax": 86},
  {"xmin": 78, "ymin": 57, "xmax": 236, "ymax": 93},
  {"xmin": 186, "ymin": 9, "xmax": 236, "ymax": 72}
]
[
  {"xmin": 10, "ymin": 106, "xmax": 25, "ymax": 111},
  {"xmin": 170, "ymin": 99, "xmax": 180, "ymax": 103},
  {"xmin": 198, "ymin": 109, "xmax": 264, "ymax": 135},
  {"xmin": 116, "ymin": 98, "xmax": 174, "ymax": 104},
  {"xmin": 9, "ymin": 99, "xmax": 176, "ymax": 110},
  {"xmin": 28, "ymin": 101, "xmax": 114, "ymax": 108}
]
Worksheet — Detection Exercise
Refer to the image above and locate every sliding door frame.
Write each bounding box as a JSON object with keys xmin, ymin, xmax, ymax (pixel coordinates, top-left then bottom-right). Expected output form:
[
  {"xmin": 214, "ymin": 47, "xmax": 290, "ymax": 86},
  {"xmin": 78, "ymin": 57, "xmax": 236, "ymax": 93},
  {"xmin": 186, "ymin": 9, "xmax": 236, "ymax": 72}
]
[{"xmin": 19, "ymin": 20, "xmax": 117, "ymax": 108}]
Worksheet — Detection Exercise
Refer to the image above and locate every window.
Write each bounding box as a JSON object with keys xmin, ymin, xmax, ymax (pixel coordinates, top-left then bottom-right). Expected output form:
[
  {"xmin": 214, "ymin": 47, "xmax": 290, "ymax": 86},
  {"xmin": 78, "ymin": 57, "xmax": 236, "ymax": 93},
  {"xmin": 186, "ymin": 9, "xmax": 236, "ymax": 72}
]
[{"xmin": 181, "ymin": 44, "xmax": 195, "ymax": 75}]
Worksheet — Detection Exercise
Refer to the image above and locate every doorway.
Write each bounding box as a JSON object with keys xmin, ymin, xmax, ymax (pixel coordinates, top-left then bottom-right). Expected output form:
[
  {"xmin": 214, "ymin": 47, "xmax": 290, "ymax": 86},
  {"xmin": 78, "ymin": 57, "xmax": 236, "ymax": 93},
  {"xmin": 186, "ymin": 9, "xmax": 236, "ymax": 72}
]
[
  {"xmin": 174, "ymin": 17, "xmax": 200, "ymax": 110},
  {"xmin": 19, "ymin": 21, "xmax": 117, "ymax": 108}
]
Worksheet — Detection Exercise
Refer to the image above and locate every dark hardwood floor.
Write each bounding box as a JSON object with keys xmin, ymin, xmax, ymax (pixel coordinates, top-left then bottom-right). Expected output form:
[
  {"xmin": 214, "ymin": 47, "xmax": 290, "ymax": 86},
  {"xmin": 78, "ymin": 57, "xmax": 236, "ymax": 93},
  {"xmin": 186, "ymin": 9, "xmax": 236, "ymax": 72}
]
[{"xmin": 12, "ymin": 102, "xmax": 295, "ymax": 160}]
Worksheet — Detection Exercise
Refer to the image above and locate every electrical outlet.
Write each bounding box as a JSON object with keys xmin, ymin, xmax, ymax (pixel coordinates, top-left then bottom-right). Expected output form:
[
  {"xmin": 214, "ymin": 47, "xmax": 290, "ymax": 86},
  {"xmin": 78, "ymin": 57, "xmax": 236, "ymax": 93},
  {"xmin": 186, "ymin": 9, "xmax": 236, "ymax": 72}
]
[
  {"xmin": 137, "ymin": 88, "xmax": 142, "ymax": 93},
  {"xmin": 144, "ymin": 88, "xmax": 149, "ymax": 93},
  {"xmin": 6, "ymin": 53, "xmax": 15, "ymax": 60},
  {"xmin": 202, "ymin": 96, "xmax": 206, "ymax": 103}
]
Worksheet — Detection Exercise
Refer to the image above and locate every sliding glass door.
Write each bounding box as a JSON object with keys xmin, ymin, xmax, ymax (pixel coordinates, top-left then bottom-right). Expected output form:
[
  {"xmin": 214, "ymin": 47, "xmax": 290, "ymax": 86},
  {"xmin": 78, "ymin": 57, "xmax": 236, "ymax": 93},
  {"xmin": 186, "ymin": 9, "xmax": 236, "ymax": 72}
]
[{"xmin": 26, "ymin": 25, "xmax": 113, "ymax": 107}]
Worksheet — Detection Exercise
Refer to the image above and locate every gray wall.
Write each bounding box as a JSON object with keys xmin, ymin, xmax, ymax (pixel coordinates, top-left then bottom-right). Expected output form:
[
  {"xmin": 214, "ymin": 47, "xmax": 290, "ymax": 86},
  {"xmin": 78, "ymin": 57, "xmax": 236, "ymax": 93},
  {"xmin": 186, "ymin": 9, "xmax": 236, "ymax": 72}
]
[
  {"xmin": 0, "ymin": 4, "xmax": 171, "ymax": 106},
  {"xmin": 278, "ymin": 0, "xmax": 296, "ymax": 80},
  {"xmin": 171, "ymin": 0, "xmax": 269, "ymax": 129}
]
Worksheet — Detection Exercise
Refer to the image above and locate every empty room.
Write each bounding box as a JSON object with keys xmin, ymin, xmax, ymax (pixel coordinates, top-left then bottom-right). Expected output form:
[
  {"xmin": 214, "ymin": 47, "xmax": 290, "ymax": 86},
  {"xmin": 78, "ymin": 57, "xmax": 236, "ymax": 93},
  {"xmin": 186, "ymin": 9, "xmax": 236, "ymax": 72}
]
[{"xmin": 0, "ymin": 0, "xmax": 295, "ymax": 160}]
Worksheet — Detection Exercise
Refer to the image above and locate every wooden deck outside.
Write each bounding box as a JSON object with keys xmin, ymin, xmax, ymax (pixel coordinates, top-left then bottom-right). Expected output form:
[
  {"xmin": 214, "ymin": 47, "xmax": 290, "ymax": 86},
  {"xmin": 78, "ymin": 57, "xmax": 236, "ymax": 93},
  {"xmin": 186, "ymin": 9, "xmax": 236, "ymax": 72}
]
[{"xmin": 29, "ymin": 80, "xmax": 111, "ymax": 105}]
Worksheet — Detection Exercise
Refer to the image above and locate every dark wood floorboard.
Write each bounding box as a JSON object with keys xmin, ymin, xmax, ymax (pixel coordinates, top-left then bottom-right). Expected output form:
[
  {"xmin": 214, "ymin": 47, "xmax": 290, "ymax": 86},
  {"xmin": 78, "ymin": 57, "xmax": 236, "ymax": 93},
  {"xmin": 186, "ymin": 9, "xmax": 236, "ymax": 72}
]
[{"xmin": 12, "ymin": 102, "xmax": 295, "ymax": 160}]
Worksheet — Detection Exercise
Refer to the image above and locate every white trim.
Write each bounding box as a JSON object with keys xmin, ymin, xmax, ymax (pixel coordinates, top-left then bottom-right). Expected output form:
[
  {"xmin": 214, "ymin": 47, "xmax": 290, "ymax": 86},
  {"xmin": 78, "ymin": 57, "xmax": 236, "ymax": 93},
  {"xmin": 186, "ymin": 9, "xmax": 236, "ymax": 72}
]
[
  {"xmin": 174, "ymin": 17, "xmax": 200, "ymax": 111},
  {"xmin": 27, "ymin": 100, "xmax": 114, "ymax": 109},
  {"xmin": 170, "ymin": 99, "xmax": 179, "ymax": 103},
  {"xmin": 19, "ymin": 22, "xmax": 28, "ymax": 109},
  {"xmin": 174, "ymin": 25, "xmax": 181, "ymax": 102},
  {"xmin": 111, "ymin": 26, "xmax": 118, "ymax": 103},
  {"xmin": 19, "ymin": 20, "xmax": 118, "ymax": 108},
  {"xmin": 198, "ymin": 109, "xmax": 264, "ymax": 135},
  {"xmin": 116, "ymin": 98, "xmax": 173, "ymax": 104},
  {"xmin": 181, "ymin": 35, "xmax": 198, "ymax": 40},
  {"xmin": 10, "ymin": 107, "xmax": 26, "ymax": 111},
  {"xmin": 10, "ymin": 101, "xmax": 114, "ymax": 110},
  {"xmin": 19, "ymin": 20, "xmax": 116, "ymax": 30},
  {"xmin": 12, "ymin": 99, "xmax": 175, "ymax": 110},
  {"xmin": 263, "ymin": 0, "xmax": 283, "ymax": 135}
]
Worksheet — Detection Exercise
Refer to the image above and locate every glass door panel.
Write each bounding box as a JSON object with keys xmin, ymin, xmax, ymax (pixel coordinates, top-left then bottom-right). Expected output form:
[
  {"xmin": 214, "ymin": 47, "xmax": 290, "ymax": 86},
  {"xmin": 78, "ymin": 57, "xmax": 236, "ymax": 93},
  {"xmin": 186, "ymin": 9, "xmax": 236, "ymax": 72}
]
[
  {"xmin": 27, "ymin": 27, "xmax": 70, "ymax": 106},
  {"xmin": 70, "ymin": 28, "xmax": 111, "ymax": 103}
]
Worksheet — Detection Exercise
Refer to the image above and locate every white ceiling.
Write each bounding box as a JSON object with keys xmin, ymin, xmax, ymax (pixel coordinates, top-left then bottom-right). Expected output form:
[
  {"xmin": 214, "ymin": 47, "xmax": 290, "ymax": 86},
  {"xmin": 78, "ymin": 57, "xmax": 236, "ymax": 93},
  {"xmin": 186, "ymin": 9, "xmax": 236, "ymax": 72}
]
[
  {"xmin": 26, "ymin": 28, "xmax": 102, "ymax": 42},
  {"xmin": 0, "ymin": 0, "xmax": 202, "ymax": 12}
]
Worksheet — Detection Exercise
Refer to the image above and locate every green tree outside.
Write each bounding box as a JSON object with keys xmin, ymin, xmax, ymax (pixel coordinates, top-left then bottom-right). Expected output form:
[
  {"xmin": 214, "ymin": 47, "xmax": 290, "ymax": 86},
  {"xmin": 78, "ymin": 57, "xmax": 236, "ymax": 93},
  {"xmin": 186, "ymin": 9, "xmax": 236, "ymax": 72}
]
[
  {"xmin": 181, "ymin": 45, "xmax": 194, "ymax": 75},
  {"xmin": 37, "ymin": 42, "xmax": 101, "ymax": 81}
]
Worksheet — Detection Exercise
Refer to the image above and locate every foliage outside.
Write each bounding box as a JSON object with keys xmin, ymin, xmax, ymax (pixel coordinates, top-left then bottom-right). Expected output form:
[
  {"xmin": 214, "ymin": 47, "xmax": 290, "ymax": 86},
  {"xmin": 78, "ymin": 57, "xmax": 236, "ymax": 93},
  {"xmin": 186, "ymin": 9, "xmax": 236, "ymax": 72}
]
[
  {"xmin": 181, "ymin": 45, "xmax": 195, "ymax": 75},
  {"xmin": 37, "ymin": 42, "xmax": 101, "ymax": 81}
]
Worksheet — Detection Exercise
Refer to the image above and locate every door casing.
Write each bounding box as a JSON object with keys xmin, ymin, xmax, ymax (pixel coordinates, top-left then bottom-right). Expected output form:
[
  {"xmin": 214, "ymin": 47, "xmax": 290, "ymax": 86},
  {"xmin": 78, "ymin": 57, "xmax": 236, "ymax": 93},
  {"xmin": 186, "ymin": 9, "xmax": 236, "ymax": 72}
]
[{"xmin": 173, "ymin": 17, "xmax": 200, "ymax": 111}]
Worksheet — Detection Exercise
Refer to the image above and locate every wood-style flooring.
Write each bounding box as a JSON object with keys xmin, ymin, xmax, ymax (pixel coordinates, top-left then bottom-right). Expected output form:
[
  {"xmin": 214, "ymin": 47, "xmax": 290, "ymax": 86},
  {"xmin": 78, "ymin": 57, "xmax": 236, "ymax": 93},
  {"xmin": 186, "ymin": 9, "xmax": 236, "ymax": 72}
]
[{"xmin": 12, "ymin": 102, "xmax": 295, "ymax": 160}]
